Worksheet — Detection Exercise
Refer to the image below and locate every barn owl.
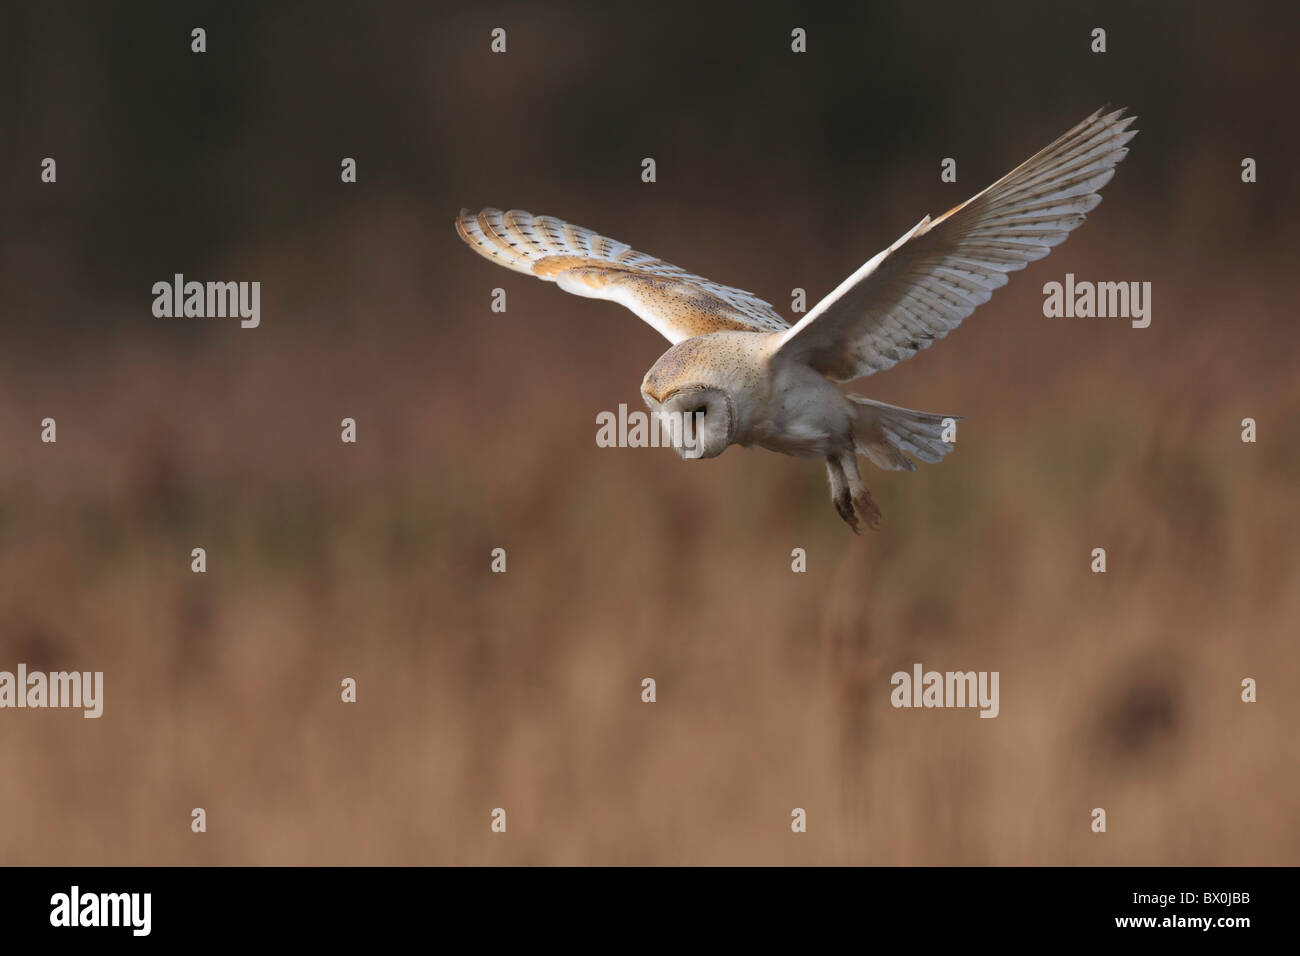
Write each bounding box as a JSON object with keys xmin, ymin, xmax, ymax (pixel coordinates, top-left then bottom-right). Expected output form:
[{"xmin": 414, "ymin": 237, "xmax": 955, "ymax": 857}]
[{"xmin": 456, "ymin": 108, "xmax": 1136, "ymax": 532}]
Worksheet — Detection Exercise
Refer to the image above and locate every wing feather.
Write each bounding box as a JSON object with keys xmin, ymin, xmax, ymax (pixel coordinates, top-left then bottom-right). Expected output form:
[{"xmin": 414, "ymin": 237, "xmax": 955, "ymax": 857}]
[
  {"xmin": 455, "ymin": 208, "xmax": 790, "ymax": 343},
  {"xmin": 775, "ymin": 108, "xmax": 1137, "ymax": 380}
]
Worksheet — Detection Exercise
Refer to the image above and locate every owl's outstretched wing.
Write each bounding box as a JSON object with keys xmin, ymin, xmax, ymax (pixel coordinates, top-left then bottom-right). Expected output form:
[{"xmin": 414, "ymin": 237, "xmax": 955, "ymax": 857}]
[
  {"xmin": 773, "ymin": 107, "xmax": 1138, "ymax": 381},
  {"xmin": 455, "ymin": 208, "xmax": 790, "ymax": 343}
]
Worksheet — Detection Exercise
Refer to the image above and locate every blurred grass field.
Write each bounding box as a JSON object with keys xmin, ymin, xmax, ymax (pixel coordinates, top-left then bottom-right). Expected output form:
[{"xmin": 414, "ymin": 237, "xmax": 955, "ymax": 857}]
[{"xmin": 1, "ymin": 234, "xmax": 1296, "ymax": 865}]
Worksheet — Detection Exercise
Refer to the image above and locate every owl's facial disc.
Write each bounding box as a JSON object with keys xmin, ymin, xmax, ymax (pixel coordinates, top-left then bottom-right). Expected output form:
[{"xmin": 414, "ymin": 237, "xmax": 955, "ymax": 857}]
[{"xmin": 659, "ymin": 386, "xmax": 733, "ymax": 460}]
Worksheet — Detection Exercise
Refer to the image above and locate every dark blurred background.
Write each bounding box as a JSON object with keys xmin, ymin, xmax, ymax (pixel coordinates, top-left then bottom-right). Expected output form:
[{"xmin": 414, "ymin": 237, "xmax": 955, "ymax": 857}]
[{"xmin": 1, "ymin": 0, "xmax": 1297, "ymax": 864}]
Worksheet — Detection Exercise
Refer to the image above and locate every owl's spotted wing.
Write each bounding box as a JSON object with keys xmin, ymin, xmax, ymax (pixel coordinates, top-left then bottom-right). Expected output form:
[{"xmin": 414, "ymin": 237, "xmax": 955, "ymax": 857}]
[
  {"xmin": 456, "ymin": 208, "xmax": 790, "ymax": 343},
  {"xmin": 773, "ymin": 107, "xmax": 1138, "ymax": 381}
]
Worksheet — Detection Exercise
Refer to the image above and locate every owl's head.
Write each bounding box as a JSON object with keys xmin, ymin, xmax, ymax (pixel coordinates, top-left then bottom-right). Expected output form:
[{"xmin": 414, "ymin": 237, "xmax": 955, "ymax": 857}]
[
  {"xmin": 651, "ymin": 385, "xmax": 734, "ymax": 459},
  {"xmin": 641, "ymin": 337, "xmax": 742, "ymax": 460}
]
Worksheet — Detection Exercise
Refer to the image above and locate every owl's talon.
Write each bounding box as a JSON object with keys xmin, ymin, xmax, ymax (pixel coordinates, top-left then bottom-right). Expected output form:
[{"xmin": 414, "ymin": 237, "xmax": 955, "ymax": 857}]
[
  {"xmin": 853, "ymin": 488, "xmax": 884, "ymax": 531},
  {"xmin": 834, "ymin": 488, "xmax": 861, "ymax": 533}
]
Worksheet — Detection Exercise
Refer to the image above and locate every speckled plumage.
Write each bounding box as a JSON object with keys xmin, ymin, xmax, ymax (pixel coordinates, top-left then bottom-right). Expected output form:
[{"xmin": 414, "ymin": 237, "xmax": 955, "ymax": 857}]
[{"xmin": 455, "ymin": 108, "xmax": 1136, "ymax": 531}]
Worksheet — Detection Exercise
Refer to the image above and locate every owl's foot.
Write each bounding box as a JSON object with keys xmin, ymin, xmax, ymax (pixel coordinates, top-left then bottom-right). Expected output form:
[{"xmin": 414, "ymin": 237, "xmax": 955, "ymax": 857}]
[
  {"xmin": 826, "ymin": 454, "xmax": 884, "ymax": 533},
  {"xmin": 852, "ymin": 485, "xmax": 884, "ymax": 531},
  {"xmin": 827, "ymin": 452, "xmax": 883, "ymax": 533},
  {"xmin": 834, "ymin": 487, "xmax": 861, "ymax": 533}
]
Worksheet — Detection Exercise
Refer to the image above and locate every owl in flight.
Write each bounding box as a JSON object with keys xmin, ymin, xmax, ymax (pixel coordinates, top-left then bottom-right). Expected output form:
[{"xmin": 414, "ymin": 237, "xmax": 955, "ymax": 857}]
[{"xmin": 457, "ymin": 108, "xmax": 1136, "ymax": 532}]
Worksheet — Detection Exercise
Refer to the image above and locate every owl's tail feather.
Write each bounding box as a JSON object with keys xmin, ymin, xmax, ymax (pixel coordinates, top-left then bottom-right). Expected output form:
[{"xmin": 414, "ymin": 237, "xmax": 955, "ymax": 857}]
[{"xmin": 848, "ymin": 395, "xmax": 959, "ymax": 472}]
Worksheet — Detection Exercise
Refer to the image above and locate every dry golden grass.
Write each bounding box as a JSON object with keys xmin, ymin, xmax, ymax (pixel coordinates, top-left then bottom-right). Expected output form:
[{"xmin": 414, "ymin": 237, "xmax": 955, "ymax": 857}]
[{"xmin": 0, "ymin": 233, "xmax": 1297, "ymax": 866}]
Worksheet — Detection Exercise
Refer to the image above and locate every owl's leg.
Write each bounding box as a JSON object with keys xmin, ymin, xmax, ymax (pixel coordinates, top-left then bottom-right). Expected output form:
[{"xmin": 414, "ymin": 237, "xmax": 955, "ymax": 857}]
[
  {"xmin": 825, "ymin": 457, "xmax": 860, "ymax": 533},
  {"xmin": 840, "ymin": 451, "xmax": 883, "ymax": 531}
]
